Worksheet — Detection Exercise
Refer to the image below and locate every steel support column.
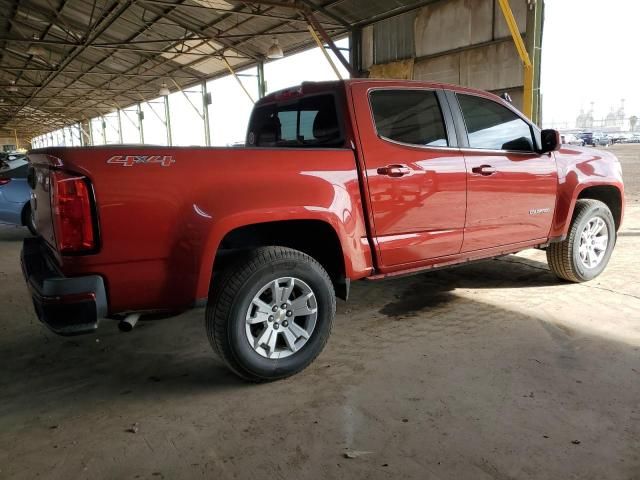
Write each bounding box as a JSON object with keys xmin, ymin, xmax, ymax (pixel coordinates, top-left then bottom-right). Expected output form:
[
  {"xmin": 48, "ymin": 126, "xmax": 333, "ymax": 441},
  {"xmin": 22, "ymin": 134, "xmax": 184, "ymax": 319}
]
[
  {"xmin": 163, "ymin": 96, "xmax": 172, "ymax": 146},
  {"xmin": 526, "ymin": 0, "xmax": 544, "ymax": 125},
  {"xmin": 138, "ymin": 104, "xmax": 144, "ymax": 144},
  {"xmin": 350, "ymin": 27, "xmax": 363, "ymax": 76},
  {"xmin": 497, "ymin": 0, "xmax": 534, "ymax": 119},
  {"xmin": 203, "ymin": 81, "xmax": 211, "ymax": 146},
  {"xmin": 257, "ymin": 61, "xmax": 266, "ymax": 99}
]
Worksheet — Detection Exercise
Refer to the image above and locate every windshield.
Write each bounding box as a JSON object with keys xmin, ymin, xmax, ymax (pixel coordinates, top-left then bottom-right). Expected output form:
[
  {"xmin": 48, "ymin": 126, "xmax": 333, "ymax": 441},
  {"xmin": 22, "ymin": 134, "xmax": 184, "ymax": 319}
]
[{"xmin": 246, "ymin": 94, "xmax": 344, "ymax": 148}]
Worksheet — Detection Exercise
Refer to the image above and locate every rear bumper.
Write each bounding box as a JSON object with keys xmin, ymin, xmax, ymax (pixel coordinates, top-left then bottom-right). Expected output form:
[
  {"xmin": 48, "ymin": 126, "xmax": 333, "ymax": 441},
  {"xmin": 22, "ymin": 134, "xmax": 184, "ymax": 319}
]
[{"xmin": 21, "ymin": 237, "xmax": 107, "ymax": 336}]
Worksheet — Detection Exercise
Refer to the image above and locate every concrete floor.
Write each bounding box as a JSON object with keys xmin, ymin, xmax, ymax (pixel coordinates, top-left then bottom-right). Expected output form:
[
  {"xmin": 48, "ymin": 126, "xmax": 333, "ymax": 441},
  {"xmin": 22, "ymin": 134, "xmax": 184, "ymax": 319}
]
[{"xmin": 1, "ymin": 145, "xmax": 639, "ymax": 480}]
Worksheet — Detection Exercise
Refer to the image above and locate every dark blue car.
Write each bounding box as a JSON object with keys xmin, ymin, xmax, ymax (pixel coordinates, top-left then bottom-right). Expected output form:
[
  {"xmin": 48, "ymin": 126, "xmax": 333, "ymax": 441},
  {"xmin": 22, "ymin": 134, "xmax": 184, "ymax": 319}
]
[{"xmin": 0, "ymin": 164, "xmax": 36, "ymax": 234}]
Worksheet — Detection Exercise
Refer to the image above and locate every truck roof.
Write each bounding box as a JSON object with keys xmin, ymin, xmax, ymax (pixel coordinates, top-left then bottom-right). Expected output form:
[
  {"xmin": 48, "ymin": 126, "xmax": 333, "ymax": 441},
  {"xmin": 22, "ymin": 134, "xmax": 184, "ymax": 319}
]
[{"xmin": 259, "ymin": 79, "xmax": 505, "ymax": 106}]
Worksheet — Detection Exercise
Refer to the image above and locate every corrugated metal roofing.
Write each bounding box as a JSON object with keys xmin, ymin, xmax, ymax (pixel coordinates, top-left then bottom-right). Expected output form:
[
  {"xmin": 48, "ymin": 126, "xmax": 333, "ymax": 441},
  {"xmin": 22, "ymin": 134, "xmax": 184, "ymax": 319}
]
[{"xmin": 0, "ymin": 0, "xmax": 439, "ymax": 139}]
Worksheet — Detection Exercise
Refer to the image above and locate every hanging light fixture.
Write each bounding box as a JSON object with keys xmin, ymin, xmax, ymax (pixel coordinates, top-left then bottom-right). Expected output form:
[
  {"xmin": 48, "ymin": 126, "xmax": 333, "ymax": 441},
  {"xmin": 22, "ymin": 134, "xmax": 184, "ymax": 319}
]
[
  {"xmin": 158, "ymin": 81, "xmax": 170, "ymax": 96},
  {"xmin": 7, "ymin": 81, "xmax": 18, "ymax": 93},
  {"xmin": 27, "ymin": 34, "xmax": 47, "ymax": 56},
  {"xmin": 266, "ymin": 37, "xmax": 284, "ymax": 59}
]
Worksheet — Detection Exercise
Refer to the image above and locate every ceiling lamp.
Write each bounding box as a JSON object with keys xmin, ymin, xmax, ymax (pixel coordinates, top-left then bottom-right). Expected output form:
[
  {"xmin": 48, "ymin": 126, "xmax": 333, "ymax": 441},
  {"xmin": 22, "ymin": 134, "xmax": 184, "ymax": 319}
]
[
  {"xmin": 158, "ymin": 81, "xmax": 170, "ymax": 96},
  {"xmin": 7, "ymin": 81, "xmax": 18, "ymax": 93},
  {"xmin": 267, "ymin": 37, "xmax": 284, "ymax": 59},
  {"xmin": 27, "ymin": 34, "xmax": 47, "ymax": 56}
]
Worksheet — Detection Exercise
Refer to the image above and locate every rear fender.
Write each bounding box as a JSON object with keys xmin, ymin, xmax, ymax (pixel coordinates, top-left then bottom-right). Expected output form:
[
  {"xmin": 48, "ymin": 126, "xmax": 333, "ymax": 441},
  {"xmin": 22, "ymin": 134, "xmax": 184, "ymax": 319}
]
[{"xmin": 194, "ymin": 208, "xmax": 374, "ymax": 301}]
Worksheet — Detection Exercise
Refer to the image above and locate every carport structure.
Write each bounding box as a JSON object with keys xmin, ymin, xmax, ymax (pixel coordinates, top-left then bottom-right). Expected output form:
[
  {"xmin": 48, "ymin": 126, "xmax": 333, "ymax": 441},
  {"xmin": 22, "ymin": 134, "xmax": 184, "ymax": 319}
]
[{"xmin": 0, "ymin": 0, "xmax": 544, "ymax": 147}]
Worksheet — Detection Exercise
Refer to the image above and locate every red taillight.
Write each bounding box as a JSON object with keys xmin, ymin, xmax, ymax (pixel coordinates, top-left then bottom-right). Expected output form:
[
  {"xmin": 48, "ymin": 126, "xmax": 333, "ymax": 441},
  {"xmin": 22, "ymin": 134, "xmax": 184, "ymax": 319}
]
[
  {"xmin": 50, "ymin": 171, "xmax": 96, "ymax": 253},
  {"xmin": 0, "ymin": 178, "xmax": 11, "ymax": 186}
]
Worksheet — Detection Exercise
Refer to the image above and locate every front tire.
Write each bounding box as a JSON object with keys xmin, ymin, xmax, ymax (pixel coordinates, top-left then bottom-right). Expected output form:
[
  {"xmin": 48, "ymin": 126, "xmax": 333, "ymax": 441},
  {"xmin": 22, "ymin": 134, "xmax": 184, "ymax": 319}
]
[
  {"xmin": 206, "ymin": 247, "xmax": 336, "ymax": 382},
  {"xmin": 547, "ymin": 199, "xmax": 616, "ymax": 282}
]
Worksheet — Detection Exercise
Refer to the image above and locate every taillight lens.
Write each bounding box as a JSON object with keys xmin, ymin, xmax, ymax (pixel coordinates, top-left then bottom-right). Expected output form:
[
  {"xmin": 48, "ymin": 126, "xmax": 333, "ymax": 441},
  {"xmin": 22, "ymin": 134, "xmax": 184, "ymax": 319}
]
[
  {"xmin": 50, "ymin": 171, "xmax": 96, "ymax": 253},
  {"xmin": 0, "ymin": 178, "xmax": 10, "ymax": 186}
]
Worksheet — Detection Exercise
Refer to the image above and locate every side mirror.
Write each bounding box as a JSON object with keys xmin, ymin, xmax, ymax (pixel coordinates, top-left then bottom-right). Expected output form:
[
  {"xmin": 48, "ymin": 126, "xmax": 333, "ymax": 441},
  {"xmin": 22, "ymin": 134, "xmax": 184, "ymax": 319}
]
[{"xmin": 540, "ymin": 129, "xmax": 561, "ymax": 153}]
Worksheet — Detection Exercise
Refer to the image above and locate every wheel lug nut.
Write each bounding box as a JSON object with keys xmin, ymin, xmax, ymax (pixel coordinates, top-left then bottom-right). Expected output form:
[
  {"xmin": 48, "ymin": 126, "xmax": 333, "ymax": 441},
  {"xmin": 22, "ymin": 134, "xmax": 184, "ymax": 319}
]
[
  {"xmin": 286, "ymin": 311, "xmax": 293, "ymax": 317},
  {"xmin": 283, "ymin": 320, "xmax": 289, "ymax": 327},
  {"xmin": 281, "ymin": 304, "xmax": 287, "ymax": 309},
  {"xmin": 273, "ymin": 323, "xmax": 279, "ymax": 330},
  {"xmin": 268, "ymin": 316, "xmax": 274, "ymax": 322},
  {"xmin": 272, "ymin": 305, "xmax": 278, "ymax": 312}
]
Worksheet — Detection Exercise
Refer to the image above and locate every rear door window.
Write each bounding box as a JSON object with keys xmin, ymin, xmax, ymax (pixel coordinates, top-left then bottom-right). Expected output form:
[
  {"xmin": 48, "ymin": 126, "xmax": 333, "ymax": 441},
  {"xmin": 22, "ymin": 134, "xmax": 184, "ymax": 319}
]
[
  {"xmin": 457, "ymin": 94, "xmax": 535, "ymax": 151},
  {"xmin": 369, "ymin": 90, "xmax": 448, "ymax": 147},
  {"xmin": 247, "ymin": 94, "xmax": 343, "ymax": 148}
]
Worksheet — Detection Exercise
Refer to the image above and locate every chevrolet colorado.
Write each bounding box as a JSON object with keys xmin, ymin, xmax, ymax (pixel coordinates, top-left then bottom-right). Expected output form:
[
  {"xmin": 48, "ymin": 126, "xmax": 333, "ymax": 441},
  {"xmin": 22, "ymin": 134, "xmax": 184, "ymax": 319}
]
[{"xmin": 22, "ymin": 80, "xmax": 624, "ymax": 381}]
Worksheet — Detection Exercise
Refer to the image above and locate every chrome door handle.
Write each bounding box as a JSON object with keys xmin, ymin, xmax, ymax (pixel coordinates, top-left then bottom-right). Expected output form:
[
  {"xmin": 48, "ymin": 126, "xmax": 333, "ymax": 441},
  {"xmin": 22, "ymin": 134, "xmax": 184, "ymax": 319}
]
[
  {"xmin": 377, "ymin": 164, "xmax": 411, "ymax": 178},
  {"xmin": 472, "ymin": 165, "xmax": 497, "ymax": 176}
]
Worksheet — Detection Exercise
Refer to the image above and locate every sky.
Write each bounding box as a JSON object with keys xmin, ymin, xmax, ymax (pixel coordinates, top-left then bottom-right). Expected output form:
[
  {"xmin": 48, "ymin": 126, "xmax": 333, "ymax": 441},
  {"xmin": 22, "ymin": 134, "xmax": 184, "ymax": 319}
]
[{"xmin": 541, "ymin": 0, "xmax": 639, "ymax": 128}]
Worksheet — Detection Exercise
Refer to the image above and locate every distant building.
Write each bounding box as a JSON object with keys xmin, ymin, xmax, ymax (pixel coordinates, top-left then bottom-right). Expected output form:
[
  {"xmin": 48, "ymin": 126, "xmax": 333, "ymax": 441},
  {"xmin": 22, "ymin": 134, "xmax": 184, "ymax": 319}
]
[
  {"xmin": 617, "ymin": 99, "xmax": 625, "ymax": 127},
  {"xmin": 576, "ymin": 104, "xmax": 594, "ymax": 129},
  {"xmin": 605, "ymin": 107, "xmax": 617, "ymax": 128}
]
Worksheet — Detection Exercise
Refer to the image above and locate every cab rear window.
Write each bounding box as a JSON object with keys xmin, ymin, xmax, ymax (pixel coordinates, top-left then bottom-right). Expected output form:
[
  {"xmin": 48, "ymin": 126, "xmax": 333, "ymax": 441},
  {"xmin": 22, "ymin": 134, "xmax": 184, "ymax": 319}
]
[{"xmin": 246, "ymin": 94, "xmax": 344, "ymax": 148}]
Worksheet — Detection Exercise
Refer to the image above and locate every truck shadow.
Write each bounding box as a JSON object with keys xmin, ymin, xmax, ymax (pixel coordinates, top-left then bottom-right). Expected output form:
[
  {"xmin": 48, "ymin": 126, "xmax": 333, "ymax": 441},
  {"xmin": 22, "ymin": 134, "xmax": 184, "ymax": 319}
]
[
  {"xmin": 377, "ymin": 255, "xmax": 557, "ymax": 318},
  {"xmin": 0, "ymin": 254, "xmax": 566, "ymax": 420}
]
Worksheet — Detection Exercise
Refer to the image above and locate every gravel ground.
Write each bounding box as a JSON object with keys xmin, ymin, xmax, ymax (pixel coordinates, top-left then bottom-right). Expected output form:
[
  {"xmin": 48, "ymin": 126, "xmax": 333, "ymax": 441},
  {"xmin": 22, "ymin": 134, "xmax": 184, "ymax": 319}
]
[{"xmin": 0, "ymin": 145, "xmax": 639, "ymax": 480}]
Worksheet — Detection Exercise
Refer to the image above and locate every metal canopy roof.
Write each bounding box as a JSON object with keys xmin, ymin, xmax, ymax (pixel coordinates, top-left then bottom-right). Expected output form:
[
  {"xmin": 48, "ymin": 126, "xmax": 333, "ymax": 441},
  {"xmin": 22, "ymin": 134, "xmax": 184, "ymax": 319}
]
[{"xmin": 0, "ymin": 0, "xmax": 435, "ymax": 140}]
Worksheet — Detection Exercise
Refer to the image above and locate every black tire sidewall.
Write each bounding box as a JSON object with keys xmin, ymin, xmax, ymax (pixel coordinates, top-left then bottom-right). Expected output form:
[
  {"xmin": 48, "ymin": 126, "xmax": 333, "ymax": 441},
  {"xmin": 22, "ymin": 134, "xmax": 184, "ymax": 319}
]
[
  {"xmin": 24, "ymin": 203, "xmax": 37, "ymax": 236},
  {"xmin": 226, "ymin": 258, "xmax": 334, "ymax": 379},
  {"xmin": 571, "ymin": 205, "xmax": 616, "ymax": 281}
]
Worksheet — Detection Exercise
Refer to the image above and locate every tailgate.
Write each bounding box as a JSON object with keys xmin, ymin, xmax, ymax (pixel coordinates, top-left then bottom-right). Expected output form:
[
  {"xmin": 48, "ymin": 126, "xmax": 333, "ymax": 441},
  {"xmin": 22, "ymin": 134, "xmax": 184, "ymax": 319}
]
[{"xmin": 27, "ymin": 153, "xmax": 56, "ymax": 248}]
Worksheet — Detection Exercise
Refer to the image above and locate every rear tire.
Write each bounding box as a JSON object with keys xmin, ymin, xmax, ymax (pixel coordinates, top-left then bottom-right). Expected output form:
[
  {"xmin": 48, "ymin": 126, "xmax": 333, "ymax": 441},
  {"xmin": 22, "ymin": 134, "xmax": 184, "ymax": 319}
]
[
  {"xmin": 206, "ymin": 246, "xmax": 336, "ymax": 382},
  {"xmin": 547, "ymin": 199, "xmax": 616, "ymax": 282}
]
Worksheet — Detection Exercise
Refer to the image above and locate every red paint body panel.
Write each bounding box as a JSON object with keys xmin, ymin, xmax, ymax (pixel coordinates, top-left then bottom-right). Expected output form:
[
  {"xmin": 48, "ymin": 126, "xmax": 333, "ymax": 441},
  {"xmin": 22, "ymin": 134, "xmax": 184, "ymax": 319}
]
[
  {"xmin": 29, "ymin": 147, "xmax": 373, "ymax": 313},
  {"xmin": 26, "ymin": 80, "xmax": 625, "ymax": 317},
  {"xmin": 549, "ymin": 145, "xmax": 625, "ymax": 238},
  {"xmin": 349, "ymin": 83, "xmax": 467, "ymax": 270},
  {"xmin": 461, "ymin": 150, "xmax": 558, "ymax": 252}
]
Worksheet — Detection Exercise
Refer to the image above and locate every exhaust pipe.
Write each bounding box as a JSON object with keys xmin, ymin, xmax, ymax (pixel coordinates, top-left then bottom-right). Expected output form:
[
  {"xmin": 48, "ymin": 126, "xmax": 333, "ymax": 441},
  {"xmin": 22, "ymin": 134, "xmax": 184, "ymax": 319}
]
[{"xmin": 118, "ymin": 314, "xmax": 140, "ymax": 332}]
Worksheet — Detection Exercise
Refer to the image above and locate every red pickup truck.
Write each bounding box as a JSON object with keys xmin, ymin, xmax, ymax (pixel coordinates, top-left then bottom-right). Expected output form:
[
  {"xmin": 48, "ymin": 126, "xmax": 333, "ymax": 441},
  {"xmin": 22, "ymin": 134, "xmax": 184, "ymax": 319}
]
[{"xmin": 22, "ymin": 79, "xmax": 624, "ymax": 381}]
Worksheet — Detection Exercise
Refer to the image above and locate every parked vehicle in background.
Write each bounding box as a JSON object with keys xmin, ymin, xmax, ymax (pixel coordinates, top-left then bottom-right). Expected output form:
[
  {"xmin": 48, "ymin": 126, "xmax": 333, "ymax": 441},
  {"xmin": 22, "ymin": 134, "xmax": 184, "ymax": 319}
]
[
  {"xmin": 22, "ymin": 80, "xmax": 625, "ymax": 382},
  {"xmin": 0, "ymin": 153, "xmax": 28, "ymax": 174},
  {"xmin": 560, "ymin": 133, "xmax": 585, "ymax": 146},
  {"xmin": 610, "ymin": 133, "xmax": 629, "ymax": 144},
  {"xmin": 577, "ymin": 131, "xmax": 610, "ymax": 147},
  {"xmin": 577, "ymin": 132, "xmax": 595, "ymax": 146},
  {"xmin": 593, "ymin": 132, "xmax": 611, "ymax": 147},
  {"xmin": 0, "ymin": 164, "xmax": 36, "ymax": 234}
]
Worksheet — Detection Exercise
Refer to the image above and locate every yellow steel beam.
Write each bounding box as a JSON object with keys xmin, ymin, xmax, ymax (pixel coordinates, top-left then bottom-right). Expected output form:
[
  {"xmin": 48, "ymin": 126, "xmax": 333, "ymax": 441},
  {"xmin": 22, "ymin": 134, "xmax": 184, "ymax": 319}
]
[
  {"xmin": 497, "ymin": 0, "xmax": 533, "ymax": 118},
  {"xmin": 307, "ymin": 25, "xmax": 343, "ymax": 80}
]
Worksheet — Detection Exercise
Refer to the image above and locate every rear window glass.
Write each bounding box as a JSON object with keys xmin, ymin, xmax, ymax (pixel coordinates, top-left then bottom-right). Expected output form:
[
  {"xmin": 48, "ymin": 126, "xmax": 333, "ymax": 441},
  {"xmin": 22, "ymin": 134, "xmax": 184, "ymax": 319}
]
[
  {"xmin": 0, "ymin": 164, "xmax": 28, "ymax": 179},
  {"xmin": 370, "ymin": 90, "xmax": 448, "ymax": 147},
  {"xmin": 247, "ymin": 94, "xmax": 343, "ymax": 148}
]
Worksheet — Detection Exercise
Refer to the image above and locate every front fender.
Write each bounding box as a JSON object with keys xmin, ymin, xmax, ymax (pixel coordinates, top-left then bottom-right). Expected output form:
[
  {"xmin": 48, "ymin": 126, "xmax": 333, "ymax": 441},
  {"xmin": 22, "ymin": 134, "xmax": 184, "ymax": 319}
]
[{"xmin": 549, "ymin": 147, "xmax": 624, "ymax": 239}]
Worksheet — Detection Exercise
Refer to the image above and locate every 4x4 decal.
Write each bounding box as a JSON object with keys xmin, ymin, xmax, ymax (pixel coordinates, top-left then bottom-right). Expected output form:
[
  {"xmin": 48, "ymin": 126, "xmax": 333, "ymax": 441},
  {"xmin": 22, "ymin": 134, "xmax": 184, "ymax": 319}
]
[{"xmin": 106, "ymin": 155, "xmax": 175, "ymax": 167}]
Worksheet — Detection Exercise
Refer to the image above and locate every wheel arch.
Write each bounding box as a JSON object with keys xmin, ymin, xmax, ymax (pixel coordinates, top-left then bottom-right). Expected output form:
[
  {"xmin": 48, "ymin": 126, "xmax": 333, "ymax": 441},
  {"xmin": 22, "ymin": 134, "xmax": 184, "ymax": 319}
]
[
  {"xmin": 576, "ymin": 185, "xmax": 623, "ymax": 231},
  {"xmin": 553, "ymin": 182, "xmax": 624, "ymax": 239},
  {"xmin": 203, "ymin": 219, "xmax": 352, "ymax": 301}
]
